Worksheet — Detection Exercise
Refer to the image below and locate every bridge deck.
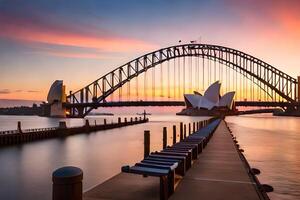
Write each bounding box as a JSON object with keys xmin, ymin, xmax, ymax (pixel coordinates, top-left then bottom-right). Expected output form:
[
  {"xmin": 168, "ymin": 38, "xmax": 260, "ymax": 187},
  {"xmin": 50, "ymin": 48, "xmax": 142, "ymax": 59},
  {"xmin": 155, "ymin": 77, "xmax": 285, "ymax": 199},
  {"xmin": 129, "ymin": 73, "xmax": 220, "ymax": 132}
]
[{"xmin": 83, "ymin": 120, "xmax": 264, "ymax": 200}]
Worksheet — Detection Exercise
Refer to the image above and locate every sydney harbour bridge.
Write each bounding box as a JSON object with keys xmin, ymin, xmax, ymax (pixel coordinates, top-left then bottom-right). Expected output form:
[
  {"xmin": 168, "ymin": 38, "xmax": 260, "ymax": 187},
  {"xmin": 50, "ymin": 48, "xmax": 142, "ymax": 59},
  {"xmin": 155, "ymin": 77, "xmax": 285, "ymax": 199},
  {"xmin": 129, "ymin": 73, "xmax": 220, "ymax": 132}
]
[{"xmin": 63, "ymin": 43, "xmax": 300, "ymax": 118}]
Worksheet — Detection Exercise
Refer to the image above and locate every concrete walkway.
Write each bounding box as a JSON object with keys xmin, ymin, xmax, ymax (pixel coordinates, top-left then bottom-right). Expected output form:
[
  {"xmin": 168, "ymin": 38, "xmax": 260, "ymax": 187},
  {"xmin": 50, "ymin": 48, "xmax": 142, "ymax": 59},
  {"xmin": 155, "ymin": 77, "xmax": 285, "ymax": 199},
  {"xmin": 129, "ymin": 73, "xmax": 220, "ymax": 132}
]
[{"xmin": 84, "ymin": 120, "xmax": 263, "ymax": 200}]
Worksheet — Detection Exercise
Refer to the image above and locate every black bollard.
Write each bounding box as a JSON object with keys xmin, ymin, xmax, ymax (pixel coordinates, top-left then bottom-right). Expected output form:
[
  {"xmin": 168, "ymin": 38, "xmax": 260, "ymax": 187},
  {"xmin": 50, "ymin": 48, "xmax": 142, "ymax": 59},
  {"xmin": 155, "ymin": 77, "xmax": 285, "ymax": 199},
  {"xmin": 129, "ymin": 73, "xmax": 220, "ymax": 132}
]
[
  {"xmin": 184, "ymin": 124, "xmax": 187, "ymax": 138},
  {"xmin": 180, "ymin": 122, "xmax": 183, "ymax": 141},
  {"xmin": 172, "ymin": 125, "xmax": 176, "ymax": 144},
  {"xmin": 52, "ymin": 166, "xmax": 83, "ymax": 200},
  {"xmin": 118, "ymin": 117, "xmax": 121, "ymax": 124},
  {"xmin": 124, "ymin": 118, "xmax": 127, "ymax": 124},
  {"xmin": 104, "ymin": 119, "xmax": 107, "ymax": 126},
  {"xmin": 144, "ymin": 130, "xmax": 150, "ymax": 158},
  {"xmin": 188, "ymin": 123, "xmax": 191, "ymax": 135}
]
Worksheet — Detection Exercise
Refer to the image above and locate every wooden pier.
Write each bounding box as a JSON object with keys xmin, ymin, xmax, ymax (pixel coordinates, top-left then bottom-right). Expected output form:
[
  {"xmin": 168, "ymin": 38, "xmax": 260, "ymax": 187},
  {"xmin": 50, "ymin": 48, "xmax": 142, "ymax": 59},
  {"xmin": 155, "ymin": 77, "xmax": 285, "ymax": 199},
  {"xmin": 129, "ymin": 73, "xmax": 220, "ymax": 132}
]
[
  {"xmin": 0, "ymin": 117, "xmax": 148, "ymax": 146},
  {"xmin": 82, "ymin": 119, "xmax": 270, "ymax": 200}
]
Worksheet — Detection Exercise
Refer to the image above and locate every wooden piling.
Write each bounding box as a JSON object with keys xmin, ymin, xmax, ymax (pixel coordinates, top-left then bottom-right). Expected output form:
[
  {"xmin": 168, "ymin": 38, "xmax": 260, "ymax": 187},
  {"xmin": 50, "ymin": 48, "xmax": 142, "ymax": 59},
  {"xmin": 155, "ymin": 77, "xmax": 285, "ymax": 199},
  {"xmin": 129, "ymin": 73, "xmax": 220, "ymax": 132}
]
[
  {"xmin": 144, "ymin": 130, "xmax": 150, "ymax": 158},
  {"xmin": 193, "ymin": 122, "xmax": 195, "ymax": 133},
  {"xmin": 172, "ymin": 125, "xmax": 176, "ymax": 144},
  {"xmin": 180, "ymin": 122, "xmax": 183, "ymax": 141},
  {"xmin": 17, "ymin": 121, "xmax": 22, "ymax": 133},
  {"xmin": 163, "ymin": 127, "xmax": 167, "ymax": 149}
]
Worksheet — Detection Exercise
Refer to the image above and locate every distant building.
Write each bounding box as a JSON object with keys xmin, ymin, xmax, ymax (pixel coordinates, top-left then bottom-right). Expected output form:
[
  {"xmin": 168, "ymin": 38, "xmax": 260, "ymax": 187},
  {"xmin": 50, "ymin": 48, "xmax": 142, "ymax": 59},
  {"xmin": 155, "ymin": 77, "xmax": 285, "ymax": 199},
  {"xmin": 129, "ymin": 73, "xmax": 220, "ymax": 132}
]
[
  {"xmin": 46, "ymin": 80, "xmax": 67, "ymax": 117},
  {"xmin": 183, "ymin": 81, "xmax": 235, "ymax": 111}
]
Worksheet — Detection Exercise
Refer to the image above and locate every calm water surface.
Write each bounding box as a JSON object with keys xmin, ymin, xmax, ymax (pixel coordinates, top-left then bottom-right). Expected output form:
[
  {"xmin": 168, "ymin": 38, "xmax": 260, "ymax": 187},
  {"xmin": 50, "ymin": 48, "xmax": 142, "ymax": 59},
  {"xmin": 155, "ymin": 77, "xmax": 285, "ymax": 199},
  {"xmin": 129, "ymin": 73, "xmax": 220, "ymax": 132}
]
[
  {"xmin": 0, "ymin": 112, "xmax": 299, "ymax": 200},
  {"xmin": 0, "ymin": 112, "xmax": 208, "ymax": 200},
  {"xmin": 227, "ymin": 114, "xmax": 300, "ymax": 200}
]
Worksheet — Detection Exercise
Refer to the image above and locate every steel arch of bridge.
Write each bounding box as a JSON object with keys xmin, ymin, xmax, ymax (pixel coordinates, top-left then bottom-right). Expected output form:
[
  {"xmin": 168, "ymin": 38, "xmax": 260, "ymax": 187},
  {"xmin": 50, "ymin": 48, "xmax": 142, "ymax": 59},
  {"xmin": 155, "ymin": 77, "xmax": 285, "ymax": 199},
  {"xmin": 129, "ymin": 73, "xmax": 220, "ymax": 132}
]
[{"xmin": 67, "ymin": 43, "xmax": 298, "ymax": 117}]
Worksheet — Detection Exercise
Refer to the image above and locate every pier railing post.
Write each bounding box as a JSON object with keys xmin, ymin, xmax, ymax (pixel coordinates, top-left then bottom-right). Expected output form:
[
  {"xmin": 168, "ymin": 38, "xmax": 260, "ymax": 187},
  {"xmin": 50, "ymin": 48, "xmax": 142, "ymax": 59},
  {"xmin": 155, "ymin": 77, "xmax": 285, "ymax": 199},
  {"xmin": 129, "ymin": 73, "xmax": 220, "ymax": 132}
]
[
  {"xmin": 163, "ymin": 127, "xmax": 167, "ymax": 149},
  {"xmin": 173, "ymin": 125, "xmax": 176, "ymax": 144},
  {"xmin": 184, "ymin": 124, "xmax": 187, "ymax": 138},
  {"xmin": 180, "ymin": 122, "xmax": 183, "ymax": 141},
  {"xmin": 52, "ymin": 166, "xmax": 83, "ymax": 200},
  {"xmin": 17, "ymin": 121, "xmax": 22, "ymax": 133},
  {"xmin": 193, "ymin": 122, "xmax": 195, "ymax": 133},
  {"xmin": 144, "ymin": 130, "xmax": 150, "ymax": 158}
]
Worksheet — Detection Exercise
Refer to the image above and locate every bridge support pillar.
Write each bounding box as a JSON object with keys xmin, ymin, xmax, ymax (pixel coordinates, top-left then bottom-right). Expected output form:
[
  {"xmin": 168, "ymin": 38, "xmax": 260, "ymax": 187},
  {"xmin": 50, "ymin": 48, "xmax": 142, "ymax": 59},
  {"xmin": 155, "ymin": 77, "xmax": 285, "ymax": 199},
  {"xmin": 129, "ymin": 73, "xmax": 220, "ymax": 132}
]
[{"xmin": 50, "ymin": 102, "xmax": 66, "ymax": 118}]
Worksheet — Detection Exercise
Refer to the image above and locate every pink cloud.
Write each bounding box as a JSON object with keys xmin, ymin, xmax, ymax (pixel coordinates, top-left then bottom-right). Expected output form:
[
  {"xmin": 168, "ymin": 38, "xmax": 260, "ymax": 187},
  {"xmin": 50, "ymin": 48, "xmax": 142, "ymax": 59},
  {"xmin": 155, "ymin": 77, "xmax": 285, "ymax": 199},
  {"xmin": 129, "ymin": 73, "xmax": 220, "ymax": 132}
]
[{"xmin": 0, "ymin": 13, "xmax": 158, "ymax": 54}]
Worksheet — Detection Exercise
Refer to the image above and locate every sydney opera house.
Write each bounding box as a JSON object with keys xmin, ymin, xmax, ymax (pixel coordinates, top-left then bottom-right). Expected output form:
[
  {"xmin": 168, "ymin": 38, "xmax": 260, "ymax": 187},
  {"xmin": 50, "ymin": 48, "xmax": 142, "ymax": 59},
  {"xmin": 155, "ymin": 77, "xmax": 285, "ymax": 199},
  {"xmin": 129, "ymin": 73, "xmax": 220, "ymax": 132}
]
[{"xmin": 177, "ymin": 81, "xmax": 236, "ymax": 116}]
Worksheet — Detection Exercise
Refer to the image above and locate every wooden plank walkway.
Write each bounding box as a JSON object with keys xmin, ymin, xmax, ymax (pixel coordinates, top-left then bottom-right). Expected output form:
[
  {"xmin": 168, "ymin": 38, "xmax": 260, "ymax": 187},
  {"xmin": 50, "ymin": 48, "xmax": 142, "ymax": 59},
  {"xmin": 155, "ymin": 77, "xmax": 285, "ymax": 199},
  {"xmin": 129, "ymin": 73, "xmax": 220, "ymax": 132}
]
[
  {"xmin": 170, "ymin": 120, "xmax": 261, "ymax": 200},
  {"xmin": 84, "ymin": 120, "xmax": 264, "ymax": 200}
]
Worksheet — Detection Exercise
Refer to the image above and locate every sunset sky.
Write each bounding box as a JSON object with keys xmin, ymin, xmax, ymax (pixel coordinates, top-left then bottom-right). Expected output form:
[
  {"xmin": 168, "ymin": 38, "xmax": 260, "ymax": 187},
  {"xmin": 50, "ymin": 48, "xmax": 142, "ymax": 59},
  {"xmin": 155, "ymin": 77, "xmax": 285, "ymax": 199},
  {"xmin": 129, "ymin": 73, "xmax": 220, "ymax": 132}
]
[{"xmin": 1, "ymin": 0, "xmax": 300, "ymax": 101}]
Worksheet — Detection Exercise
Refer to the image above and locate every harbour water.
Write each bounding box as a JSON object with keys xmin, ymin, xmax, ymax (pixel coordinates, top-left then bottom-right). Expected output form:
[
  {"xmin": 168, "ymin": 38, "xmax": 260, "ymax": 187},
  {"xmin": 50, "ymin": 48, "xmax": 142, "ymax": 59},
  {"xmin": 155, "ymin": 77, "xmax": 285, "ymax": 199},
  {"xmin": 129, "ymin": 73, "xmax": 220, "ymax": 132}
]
[{"xmin": 0, "ymin": 110, "xmax": 299, "ymax": 200}]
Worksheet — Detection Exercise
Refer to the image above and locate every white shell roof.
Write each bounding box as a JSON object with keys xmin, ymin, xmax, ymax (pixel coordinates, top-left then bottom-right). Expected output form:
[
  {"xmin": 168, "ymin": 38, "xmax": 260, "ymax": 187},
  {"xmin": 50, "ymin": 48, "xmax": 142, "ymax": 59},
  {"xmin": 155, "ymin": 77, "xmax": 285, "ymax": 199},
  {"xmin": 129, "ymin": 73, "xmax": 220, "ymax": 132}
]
[
  {"xmin": 184, "ymin": 94, "xmax": 201, "ymax": 108},
  {"xmin": 184, "ymin": 81, "xmax": 235, "ymax": 110},
  {"xmin": 219, "ymin": 92, "xmax": 235, "ymax": 109},
  {"xmin": 203, "ymin": 81, "xmax": 221, "ymax": 104}
]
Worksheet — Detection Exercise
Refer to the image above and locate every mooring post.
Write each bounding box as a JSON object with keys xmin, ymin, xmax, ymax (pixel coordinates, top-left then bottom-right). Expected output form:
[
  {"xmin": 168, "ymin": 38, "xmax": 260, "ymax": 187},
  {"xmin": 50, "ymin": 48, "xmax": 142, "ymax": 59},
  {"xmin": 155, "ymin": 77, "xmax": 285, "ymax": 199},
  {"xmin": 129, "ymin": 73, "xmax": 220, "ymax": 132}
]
[
  {"xmin": 52, "ymin": 166, "xmax": 83, "ymax": 200},
  {"xmin": 163, "ymin": 127, "xmax": 167, "ymax": 149},
  {"xmin": 130, "ymin": 117, "xmax": 133, "ymax": 123},
  {"xmin": 180, "ymin": 122, "xmax": 183, "ymax": 141},
  {"xmin": 173, "ymin": 125, "xmax": 176, "ymax": 144},
  {"xmin": 184, "ymin": 124, "xmax": 187, "ymax": 138},
  {"xmin": 135, "ymin": 117, "xmax": 138, "ymax": 122},
  {"xmin": 193, "ymin": 122, "xmax": 195, "ymax": 133},
  {"xmin": 124, "ymin": 118, "xmax": 127, "ymax": 124},
  {"xmin": 85, "ymin": 120, "xmax": 90, "ymax": 132},
  {"xmin": 144, "ymin": 130, "xmax": 150, "ymax": 158},
  {"xmin": 118, "ymin": 117, "xmax": 121, "ymax": 124},
  {"xmin": 17, "ymin": 121, "xmax": 22, "ymax": 133},
  {"xmin": 189, "ymin": 123, "xmax": 191, "ymax": 135}
]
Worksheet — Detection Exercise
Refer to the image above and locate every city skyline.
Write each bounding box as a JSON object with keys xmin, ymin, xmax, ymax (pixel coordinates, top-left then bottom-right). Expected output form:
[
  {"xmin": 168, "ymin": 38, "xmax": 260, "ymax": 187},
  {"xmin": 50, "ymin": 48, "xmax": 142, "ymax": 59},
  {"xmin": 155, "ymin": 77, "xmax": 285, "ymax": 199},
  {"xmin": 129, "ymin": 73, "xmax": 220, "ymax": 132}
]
[{"xmin": 1, "ymin": 0, "xmax": 300, "ymax": 101}]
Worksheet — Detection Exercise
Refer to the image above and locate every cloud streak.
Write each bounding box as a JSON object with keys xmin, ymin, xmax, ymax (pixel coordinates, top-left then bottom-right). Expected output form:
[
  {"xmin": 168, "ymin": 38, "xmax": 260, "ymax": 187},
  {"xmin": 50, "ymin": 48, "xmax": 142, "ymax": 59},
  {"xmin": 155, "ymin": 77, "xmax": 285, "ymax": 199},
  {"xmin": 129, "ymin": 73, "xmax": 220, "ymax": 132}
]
[
  {"xmin": 0, "ymin": 89, "xmax": 10, "ymax": 94},
  {"xmin": 0, "ymin": 12, "xmax": 158, "ymax": 57}
]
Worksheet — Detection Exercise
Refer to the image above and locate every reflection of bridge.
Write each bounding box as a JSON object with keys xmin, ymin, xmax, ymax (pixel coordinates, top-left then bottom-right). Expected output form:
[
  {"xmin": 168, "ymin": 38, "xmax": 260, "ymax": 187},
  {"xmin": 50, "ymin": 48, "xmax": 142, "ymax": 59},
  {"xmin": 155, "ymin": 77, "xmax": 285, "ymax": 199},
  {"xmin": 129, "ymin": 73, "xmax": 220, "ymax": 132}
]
[{"xmin": 66, "ymin": 43, "xmax": 300, "ymax": 118}]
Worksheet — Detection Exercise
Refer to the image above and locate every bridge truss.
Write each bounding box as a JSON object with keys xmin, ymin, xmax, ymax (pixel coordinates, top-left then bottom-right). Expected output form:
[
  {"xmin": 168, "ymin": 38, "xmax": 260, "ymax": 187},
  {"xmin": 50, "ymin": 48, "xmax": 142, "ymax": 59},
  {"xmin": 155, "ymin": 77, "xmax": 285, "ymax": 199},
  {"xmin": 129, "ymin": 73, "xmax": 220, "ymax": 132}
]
[{"xmin": 67, "ymin": 44, "xmax": 298, "ymax": 117}]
